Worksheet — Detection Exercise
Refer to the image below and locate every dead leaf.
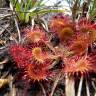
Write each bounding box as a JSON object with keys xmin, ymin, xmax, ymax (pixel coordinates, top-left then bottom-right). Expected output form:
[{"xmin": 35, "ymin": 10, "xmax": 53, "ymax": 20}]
[
  {"xmin": 0, "ymin": 58, "xmax": 8, "ymax": 65},
  {"xmin": 10, "ymin": 33, "xmax": 18, "ymax": 40},
  {"xmin": 0, "ymin": 79, "xmax": 9, "ymax": 88},
  {"xmin": 0, "ymin": 39, "xmax": 6, "ymax": 45}
]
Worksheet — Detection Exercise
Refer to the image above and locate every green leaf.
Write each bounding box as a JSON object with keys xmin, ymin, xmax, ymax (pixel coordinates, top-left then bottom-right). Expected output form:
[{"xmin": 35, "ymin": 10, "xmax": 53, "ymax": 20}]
[
  {"xmin": 25, "ymin": 7, "xmax": 37, "ymax": 23},
  {"xmin": 89, "ymin": 0, "xmax": 96, "ymax": 20},
  {"xmin": 10, "ymin": 0, "xmax": 64, "ymax": 23}
]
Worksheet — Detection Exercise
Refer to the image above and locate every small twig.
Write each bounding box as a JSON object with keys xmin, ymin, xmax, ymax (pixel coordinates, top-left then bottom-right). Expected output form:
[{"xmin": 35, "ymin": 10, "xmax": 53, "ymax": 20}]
[
  {"xmin": 10, "ymin": 2, "xmax": 21, "ymax": 43},
  {"xmin": 0, "ymin": 25, "xmax": 18, "ymax": 44},
  {"xmin": 0, "ymin": 24, "xmax": 9, "ymax": 35},
  {"xmin": 39, "ymin": 82, "xmax": 46, "ymax": 96},
  {"xmin": 92, "ymin": 81, "xmax": 96, "ymax": 91},
  {"xmin": 0, "ymin": 13, "xmax": 15, "ymax": 21},
  {"xmin": 0, "ymin": 46, "xmax": 7, "ymax": 50},
  {"xmin": 0, "ymin": 8, "xmax": 11, "ymax": 10},
  {"xmin": 31, "ymin": 19, "xmax": 35, "ymax": 30},
  {"xmin": 14, "ymin": 18, "xmax": 21, "ymax": 43},
  {"xmin": 0, "ymin": 57, "xmax": 8, "ymax": 65},
  {"xmin": 49, "ymin": 72, "xmax": 61, "ymax": 96},
  {"xmin": 44, "ymin": 41, "xmax": 56, "ymax": 54},
  {"xmin": 92, "ymin": 81, "xmax": 96, "ymax": 96},
  {"xmin": 9, "ymin": 75, "xmax": 16, "ymax": 96},
  {"xmin": 1, "ymin": 67, "xmax": 12, "ymax": 79},
  {"xmin": 77, "ymin": 76, "xmax": 83, "ymax": 96},
  {"xmin": 86, "ymin": 79, "xmax": 90, "ymax": 96},
  {"xmin": 65, "ymin": 75, "xmax": 75, "ymax": 96},
  {"xmin": 47, "ymin": 60, "xmax": 58, "ymax": 70}
]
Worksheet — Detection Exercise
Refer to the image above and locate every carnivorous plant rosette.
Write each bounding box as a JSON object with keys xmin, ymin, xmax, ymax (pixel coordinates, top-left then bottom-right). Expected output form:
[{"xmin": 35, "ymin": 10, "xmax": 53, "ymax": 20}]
[
  {"xmin": 9, "ymin": 27, "xmax": 59, "ymax": 81},
  {"xmin": 63, "ymin": 55, "xmax": 96, "ymax": 76},
  {"xmin": 49, "ymin": 14, "xmax": 75, "ymax": 43},
  {"xmin": 9, "ymin": 43, "xmax": 56, "ymax": 81},
  {"xmin": 69, "ymin": 34, "xmax": 90, "ymax": 55},
  {"xmin": 78, "ymin": 18, "xmax": 96, "ymax": 43},
  {"xmin": 78, "ymin": 18, "xmax": 96, "ymax": 33},
  {"xmin": 26, "ymin": 27, "xmax": 47, "ymax": 43},
  {"xmin": 25, "ymin": 47, "xmax": 54, "ymax": 81}
]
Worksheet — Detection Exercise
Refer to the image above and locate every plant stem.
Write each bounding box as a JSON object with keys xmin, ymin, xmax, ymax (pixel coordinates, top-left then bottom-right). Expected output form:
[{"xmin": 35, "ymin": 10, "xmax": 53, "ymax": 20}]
[
  {"xmin": 77, "ymin": 76, "xmax": 83, "ymax": 96},
  {"xmin": 14, "ymin": 18, "xmax": 21, "ymax": 43},
  {"xmin": 86, "ymin": 79, "xmax": 90, "ymax": 96},
  {"xmin": 10, "ymin": 2, "xmax": 21, "ymax": 43},
  {"xmin": 39, "ymin": 82, "xmax": 46, "ymax": 96},
  {"xmin": 94, "ymin": 93, "xmax": 96, "ymax": 96},
  {"xmin": 65, "ymin": 75, "xmax": 75, "ymax": 96},
  {"xmin": 50, "ymin": 73, "xmax": 61, "ymax": 96}
]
